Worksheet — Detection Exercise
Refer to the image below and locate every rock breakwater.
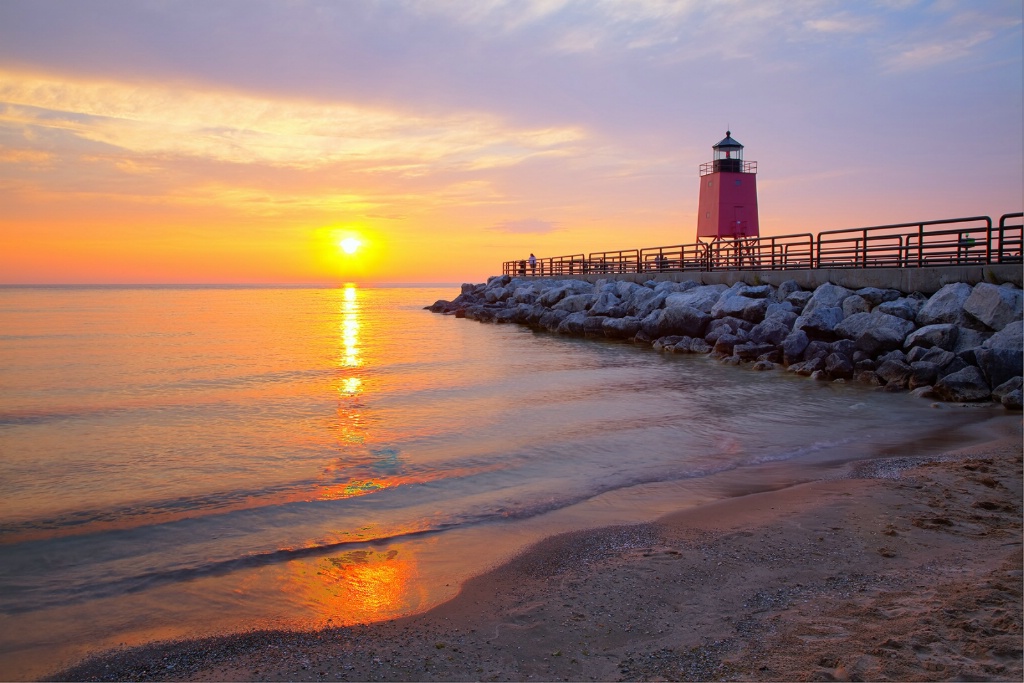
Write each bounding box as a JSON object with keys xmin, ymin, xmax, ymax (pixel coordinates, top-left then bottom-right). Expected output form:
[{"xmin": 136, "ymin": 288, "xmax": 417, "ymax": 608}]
[{"xmin": 428, "ymin": 276, "xmax": 1024, "ymax": 409}]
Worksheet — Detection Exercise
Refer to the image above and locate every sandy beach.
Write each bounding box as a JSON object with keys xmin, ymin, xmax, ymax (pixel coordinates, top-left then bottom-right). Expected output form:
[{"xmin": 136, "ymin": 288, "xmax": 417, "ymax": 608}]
[{"xmin": 52, "ymin": 414, "xmax": 1022, "ymax": 682}]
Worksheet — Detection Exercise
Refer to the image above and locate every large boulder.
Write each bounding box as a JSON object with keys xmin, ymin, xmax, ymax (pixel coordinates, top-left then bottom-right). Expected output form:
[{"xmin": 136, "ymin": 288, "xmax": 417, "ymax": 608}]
[
  {"xmin": 853, "ymin": 313, "xmax": 916, "ymax": 356},
  {"xmin": 713, "ymin": 333, "xmax": 743, "ymax": 356},
  {"xmin": 876, "ymin": 358, "xmax": 912, "ymax": 388},
  {"xmin": 825, "ymin": 353, "xmax": 854, "ymax": 379},
  {"xmin": 963, "ymin": 283, "xmax": 1023, "ymax": 331},
  {"xmin": 710, "ymin": 295, "xmax": 769, "ymax": 323},
  {"xmin": 641, "ymin": 305, "xmax": 712, "ymax": 339},
  {"xmin": 876, "ymin": 297, "xmax": 923, "ymax": 321},
  {"xmin": 781, "ymin": 329, "xmax": 810, "ymax": 365},
  {"xmin": 794, "ymin": 306, "xmax": 844, "ymax": 340},
  {"xmin": 555, "ymin": 312, "xmax": 587, "ymax": 335},
  {"xmin": 855, "ymin": 287, "xmax": 901, "ymax": 306},
  {"xmin": 553, "ymin": 293, "xmax": 595, "ymax": 313},
  {"xmin": 803, "ymin": 283, "xmax": 854, "ymax": 315},
  {"xmin": 904, "ymin": 324, "xmax": 959, "ymax": 352},
  {"xmin": 749, "ymin": 319, "xmax": 792, "ymax": 346},
  {"xmin": 974, "ymin": 321, "xmax": 1024, "ymax": 389},
  {"xmin": 602, "ymin": 316, "xmax": 641, "ymax": 339},
  {"xmin": 916, "ymin": 283, "xmax": 974, "ymax": 327},
  {"xmin": 834, "ymin": 312, "xmax": 874, "ymax": 340},
  {"xmin": 842, "ymin": 295, "xmax": 871, "ymax": 317},
  {"xmin": 737, "ymin": 284, "xmax": 775, "ymax": 299},
  {"xmin": 933, "ymin": 365, "xmax": 992, "ymax": 402},
  {"xmin": 664, "ymin": 285, "xmax": 729, "ymax": 314},
  {"xmin": 588, "ymin": 291, "xmax": 623, "ymax": 317},
  {"xmin": 776, "ymin": 280, "xmax": 802, "ymax": 302},
  {"xmin": 538, "ymin": 280, "xmax": 593, "ymax": 307}
]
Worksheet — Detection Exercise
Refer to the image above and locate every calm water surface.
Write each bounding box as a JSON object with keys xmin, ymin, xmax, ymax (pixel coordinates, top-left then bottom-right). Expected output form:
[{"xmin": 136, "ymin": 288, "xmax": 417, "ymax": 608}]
[{"xmin": 0, "ymin": 285, "xmax": 1002, "ymax": 678}]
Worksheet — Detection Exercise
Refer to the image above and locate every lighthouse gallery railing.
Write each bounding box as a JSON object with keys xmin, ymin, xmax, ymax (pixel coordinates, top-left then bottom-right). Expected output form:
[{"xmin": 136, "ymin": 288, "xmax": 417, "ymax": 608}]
[{"xmin": 503, "ymin": 213, "xmax": 1022, "ymax": 276}]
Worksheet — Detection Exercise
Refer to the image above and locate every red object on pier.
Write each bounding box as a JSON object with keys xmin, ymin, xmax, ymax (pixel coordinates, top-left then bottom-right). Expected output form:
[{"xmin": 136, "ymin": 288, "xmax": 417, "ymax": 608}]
[{"xmin": 696, "ymin": 131, "xmax": 759, "ymax": 241}]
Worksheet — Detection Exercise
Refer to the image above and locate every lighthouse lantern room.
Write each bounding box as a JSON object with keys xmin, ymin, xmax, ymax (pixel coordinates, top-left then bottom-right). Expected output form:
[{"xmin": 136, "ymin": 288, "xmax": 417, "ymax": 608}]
[{"xmin": 696, "ymin": 131, "xmax": 759, "ymax": 241}]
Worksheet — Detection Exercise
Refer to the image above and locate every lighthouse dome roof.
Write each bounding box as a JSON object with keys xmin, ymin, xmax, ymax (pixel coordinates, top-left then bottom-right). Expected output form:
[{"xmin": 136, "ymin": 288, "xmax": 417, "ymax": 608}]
[{"xmin": 713, "ymin": 131, "xmax": 743, "ymax": 150}]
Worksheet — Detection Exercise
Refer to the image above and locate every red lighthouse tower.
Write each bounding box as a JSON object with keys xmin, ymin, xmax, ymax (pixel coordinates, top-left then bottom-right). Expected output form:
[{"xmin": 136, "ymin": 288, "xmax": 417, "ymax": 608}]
[{"xmin": 696, "ymin": 131, "xmax": 759, "ymax": 243}]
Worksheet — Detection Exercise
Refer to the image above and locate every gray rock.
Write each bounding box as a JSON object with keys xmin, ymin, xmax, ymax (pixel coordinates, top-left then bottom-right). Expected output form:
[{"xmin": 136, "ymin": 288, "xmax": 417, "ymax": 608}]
[
  {"xmin": 825, "ymin": 353, "xmax": 854, "ymax": 379},
  {"xmin": 790, "ymin": 357, "xmax": 825, "ymax": 376},
  {"xmin": 735, "ymin": 342, "xmax": 776, "ymax": 361},
  {"xmin": 669, "ymin": 337, "xmax": 694, "ymax": 353},
  {"xmin": 992, "ymin": 376, "xmax": 1023, "ymax": 403},
  {"xmin": 904, "ymin": 324, "xmax": 959, "ymax": 352},
  {"xmin": 1001, "ymin": 388, "xmax": 1023, "ymax": 410},
  {"xmin": 642, "ymin": 305, "xmax": 712, "ymax": 339},
  {"xmin": 483, "ymin": 286, "xmax": 511, "ymax": 303},
  {"xmin": 553, "ymin": 293, "xmax": 596, "ymax": 313},
  {"xmin": 781, "ymin": 330, "xmax": 810, "ymax": 365},
  {"xmin": 916, "ymin": 282, "xmax": 973, "ymax": 327},
  {"xmin": 511, "ymin": 285, "xmax": 537, "ymax": 304},
  {"xmin": 854, "ymin": 314, "xmax": 916, "ymax": 356},
  {"xmin": 933, "ymin": 365, "xmax": 992, "ymax": 402},
  {"xmin": 624, "ymin": 287, "xmax": 659, "ymax": 317},
  {"xmin": 978, "ymin": 320, "xmax": 1024, "ymax": 383},
  {"xmin": 794, "ymin": 306, "xmax": 844, "ymax": 340},
  {"xmin": 632, "ymin": 290, "xmax": 670, "ymax": 319},
  {"xmin": 614, "ymin": 281, "xmax": 643, "ymax": 300},
  {"xmin": 918, "ymin": 347, "xmax": 956, "ymax": 368},
  {"xmin": 842, "ymin": 295, "xmax": 871, "ymax": 317},
  {"xmin": 857, "ymin": 370, "xmax": 883, "ymax": 386},
  {"xmin": 953, "ymin": 326, "xmax": 989, "ymax": 354},
  {"xmin": 803, "ymin": 283, "xmax": 854, "ymax": 316},
  {"xmin": 877, "ymin": 349, "xmax": 908, "ymax": 365},
  {"xmin": 689, "ymin": 338, "xmax": 712, "ymax": 354},
  {"xmin": 748, "ymin": 319, "xmax": 792, "ymax": 346},
  {"xmin": 555, "ymin": 311, "xmax": 587, "ymax": 335},
  {"xmin": 804, "ymin": 340, "xmax": 832, "ymax": 362},
  {"xmin": 777, "ymin": 280, "xmax": 802, "ymax": 302},
  {"xmin": 876, "ymin": 359, "xmax": 912, "ymax": 387},
  {"xmin": 834, "ymin": 312, "xmax": 874, "ymax": 340},
  {"xmin": 589, "ymin": 291, "xmax": 622, "ymax": 316},
  {"xmin": 653, "ymin": 335, "xmax": 686, "ymax": 351},
  {"xmin": 538, "ymin": 280, "xmax": 593, "ymax": 307},
  {"xmin": 539, "ymin": 309, "xmax": 570, "ymax": 331},
  {"xmin": 830, "ymin": 339, "xmax": 856, "ymax": 359},
  {"xmin": 939, "ymin": 356, "xmax": 969, "ymax": 379},
  {"xmin": 737, "ymin": 284, "xmax": 775, "ymax": 299},
  {"xmin": 713, "ymin": 333, "xmax": 743, "ymax": 356},
  {"xmin": 602, "ymin": 316, "xmax": 641, "ymax": 339},
  {"xmin": 855, "ymin": 287, "xmax": 901, "ymax": 306},
  {"xmin": 765, "ymin": 308, "xmax": 798, "ymax": 330},
  {"xmin": 751, "ymin": 360, "xmax": 775, "ymax": 371},
  {"xmin": 963, "ymin": 282, "xmax": 1023, "ymax": 331},
  {"xmin": 786, "ymin": 290, "xmax": 813, "ymax": 310},
  {"xmin": 909, "ymin": 361, "xmax": 940, "ymax": 389},
  {"xmin": 583, "ymin": 316, "xmax": 608, "ymax": 335},
  {"xmin": 711, "ymin": 294, "xmax": 769, "ymax": 323},
  {"xmin": 876, "ymin": 297, "xmax": 923, "ymax": 321},
  {"xmin": 664, "ymin": 284, "xmax": 729, "ymax": 314},
  {"xmin": 976, "ymin": 346, "xmax": 1024, "ymax": 390}
]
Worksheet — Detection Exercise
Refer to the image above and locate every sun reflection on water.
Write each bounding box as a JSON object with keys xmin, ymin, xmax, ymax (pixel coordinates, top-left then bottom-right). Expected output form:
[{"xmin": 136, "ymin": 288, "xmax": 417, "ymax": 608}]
[{"xmin": 284, "ymin": 548, "xmax": 422, "ymax": 625}]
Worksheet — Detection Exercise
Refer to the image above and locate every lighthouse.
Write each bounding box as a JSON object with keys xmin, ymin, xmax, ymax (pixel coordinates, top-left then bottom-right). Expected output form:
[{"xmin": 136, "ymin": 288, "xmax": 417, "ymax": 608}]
[{"xmin": 696, "ymin": 131, "xmax": 759, "ymax": 242}]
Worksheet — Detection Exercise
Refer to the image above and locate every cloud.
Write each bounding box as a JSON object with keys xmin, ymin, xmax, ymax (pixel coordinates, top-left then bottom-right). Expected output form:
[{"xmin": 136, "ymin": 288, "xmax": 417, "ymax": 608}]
[
  {"xmin": 488, "ymin": 218, "xmax": 560, "ymax": 234},
  {"xmin": 0, "ymin": 68, "xmax": 586, "ymax": 172}
]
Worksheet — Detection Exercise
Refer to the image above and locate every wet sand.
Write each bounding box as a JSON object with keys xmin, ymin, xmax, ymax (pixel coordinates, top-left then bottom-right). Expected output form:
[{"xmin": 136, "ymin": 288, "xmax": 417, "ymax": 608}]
[{"xmin": 53, "ymin": 416, "xmax": 1022, "ymax": 682}]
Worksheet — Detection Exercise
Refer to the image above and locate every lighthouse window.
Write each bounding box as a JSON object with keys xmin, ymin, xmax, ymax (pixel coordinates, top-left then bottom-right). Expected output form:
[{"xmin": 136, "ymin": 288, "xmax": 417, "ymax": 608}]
[
  {"xmin": 705, "ymin": 212, "xmax": 710, "ymax": 219},
  {"xmin": 735, "ymin": 179, "xmax": 742, "ymax": 186},
  {"xmin": 707, "ymin": 180, "xmax": 713, "ymax": 187}
]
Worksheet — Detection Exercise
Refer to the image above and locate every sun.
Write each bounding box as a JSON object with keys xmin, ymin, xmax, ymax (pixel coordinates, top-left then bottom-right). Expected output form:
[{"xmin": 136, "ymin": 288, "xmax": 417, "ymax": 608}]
[{"xmin": 339, "ymin": 237, "xmax": 361, "ymax": 255}]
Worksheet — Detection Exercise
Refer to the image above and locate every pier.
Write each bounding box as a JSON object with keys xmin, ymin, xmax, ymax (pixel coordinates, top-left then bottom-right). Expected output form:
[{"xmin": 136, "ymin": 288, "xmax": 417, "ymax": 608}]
[{"xmin": 504, "ymin": 213, "xmax": 1022, "ymax": 284}]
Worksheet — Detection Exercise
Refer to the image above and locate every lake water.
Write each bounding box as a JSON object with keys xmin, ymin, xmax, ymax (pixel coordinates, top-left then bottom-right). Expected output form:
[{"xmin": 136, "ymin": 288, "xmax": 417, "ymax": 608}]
[{"xmin": 0, "ymin": 285, "xmax": 1004, "ymax": 678}]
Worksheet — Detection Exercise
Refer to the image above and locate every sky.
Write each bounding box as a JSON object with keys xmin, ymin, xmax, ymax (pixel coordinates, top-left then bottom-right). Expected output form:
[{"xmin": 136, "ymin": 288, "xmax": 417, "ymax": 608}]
[{"xmin": 0, "ymin": 0, "xmax": 1021, "ymax": 285}]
